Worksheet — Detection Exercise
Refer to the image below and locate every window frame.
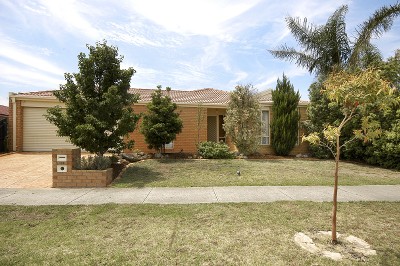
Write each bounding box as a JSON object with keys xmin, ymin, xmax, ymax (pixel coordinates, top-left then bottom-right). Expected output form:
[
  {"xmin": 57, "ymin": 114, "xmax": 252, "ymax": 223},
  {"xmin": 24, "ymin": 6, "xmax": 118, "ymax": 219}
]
[{"xmin": 260, "ymin": 109, "xmax": 270, "ymax": 145}]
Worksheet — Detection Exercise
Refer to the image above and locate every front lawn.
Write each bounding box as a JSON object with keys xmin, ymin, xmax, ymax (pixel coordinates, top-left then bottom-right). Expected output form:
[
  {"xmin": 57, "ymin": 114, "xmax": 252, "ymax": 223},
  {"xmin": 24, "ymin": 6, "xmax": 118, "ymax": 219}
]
[
  {"xmin": 0, "ymin": 202, "xmax": 398, "ymax": 265},
  {"xmin": 112, "ymin": 159, "xmax": 400, "ymax": 187}
]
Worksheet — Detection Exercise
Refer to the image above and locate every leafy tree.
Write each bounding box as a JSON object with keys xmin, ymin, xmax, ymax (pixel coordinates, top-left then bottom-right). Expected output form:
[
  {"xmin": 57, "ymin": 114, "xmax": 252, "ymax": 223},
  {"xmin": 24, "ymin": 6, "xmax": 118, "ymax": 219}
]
[
  {"xmin": 46, "ymin": 41, "xmax": 140, "ymax": 156},
  {"xmin": 270, "ymin": 74, "xmax": 300, "ymax": 155},
  {"xmin": 303, "ymin": 68, "xmax": 397, "ymax": 243},
  {"xmin": 269, "ymin": 3, "xmax": 400, "ymax": 76},
  {"xmin": 140, "ymin": 86, "xmax": 183, "ymax": 153},
  {"xmin": 346, "ymin": 59, "xmax": 400, "ymax": 164},
  {"xmin": 343, "ymin": 50, "xmax": 400, "ymax": 167},
  {"xmin": 223, "ymin": 84, "xmax": 261, "ymax": 155},
  {"xmin": 270, "ymin": 3, "xmax": 400, "ymax": 161}
]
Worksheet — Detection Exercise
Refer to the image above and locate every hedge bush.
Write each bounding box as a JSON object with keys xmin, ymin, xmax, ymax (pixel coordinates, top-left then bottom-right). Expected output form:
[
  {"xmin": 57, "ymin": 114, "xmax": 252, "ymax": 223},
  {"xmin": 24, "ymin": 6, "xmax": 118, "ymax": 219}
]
[
  {"xmin": 197, "ymin": 141, "xmax": 234, "ymax": 159},
  {"xmin": 77, "ymin": 155, "xmax": 112, "ymax": 170}
]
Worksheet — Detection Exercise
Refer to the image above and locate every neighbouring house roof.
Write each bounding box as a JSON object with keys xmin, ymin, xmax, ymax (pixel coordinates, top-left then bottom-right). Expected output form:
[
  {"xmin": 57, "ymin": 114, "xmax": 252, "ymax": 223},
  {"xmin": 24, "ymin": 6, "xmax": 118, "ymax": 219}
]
[
  {"xmin": 10, "ymin": 88, "xmax": 308, "ymax": 106},
  {"xmin": 0, "ymin": 105, "xmax": 9, "ymax": 116}
]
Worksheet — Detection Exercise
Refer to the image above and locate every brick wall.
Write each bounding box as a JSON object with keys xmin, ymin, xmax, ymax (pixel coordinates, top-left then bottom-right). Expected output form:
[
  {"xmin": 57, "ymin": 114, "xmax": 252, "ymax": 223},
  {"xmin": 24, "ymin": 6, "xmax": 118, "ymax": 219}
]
[
  {"xmin": 12, "ymin": 97, "xmax": 309, "ymax": 156},
  {"xmin": 52, "ymin": 148, "xmax": 113, "ymax": 188},
  {"xmin": 127, "ymin": 104, "xmax": 208, "ymax": 154},
  {"xmin": 126, "ymin": 103, "xmax": 309, "ymax": 156},
  {"xmin": 7, "ymin": 98, "xmax": 12, "ymax": 152},
  {"xmin": 257, "ymin": 105, "xmax": 309, "ymax": 155},
  {"xmin": 16, "ymin": 100, "xmax": 23, "ymax": 152},
  {"xmin": 7, "ymin": 99, "xmax": 23, "ymax": 152}
]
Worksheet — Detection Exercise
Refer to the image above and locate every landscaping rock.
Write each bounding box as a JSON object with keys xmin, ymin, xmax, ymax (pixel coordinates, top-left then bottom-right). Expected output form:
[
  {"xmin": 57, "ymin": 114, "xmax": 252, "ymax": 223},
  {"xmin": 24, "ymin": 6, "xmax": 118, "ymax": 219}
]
[
  {"xmin": 296, "ymin": 153, "xmax": 311, "ymax": 158},
  {"xmin": 121, "ymin": 152, "xmax": 148, "ymax": 162},
  {"xmin": 294, "ymin": 232, "xmax": 320, "ymax": 254},
  {"xmin": 345, "ymin": 235, "xmax": 377, "ymax": 256},
  {"xmin": 322, "ymin": 251, "xmax": 342, "ymax": 261},
  {"xmin": 294, "ymin": 231, "xmax": 377, "ymax": 262}
]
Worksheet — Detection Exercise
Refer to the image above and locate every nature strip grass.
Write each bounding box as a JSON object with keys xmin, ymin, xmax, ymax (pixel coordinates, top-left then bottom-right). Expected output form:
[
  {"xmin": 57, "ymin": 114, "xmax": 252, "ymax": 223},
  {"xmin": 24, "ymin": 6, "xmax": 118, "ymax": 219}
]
[
  {"xmin": 0, "ymin": 202, "xmax": 399, "ymax": 265},
  {"xmin": 113, "ymin": 159, "xmax": 400, "ymax": 188}
]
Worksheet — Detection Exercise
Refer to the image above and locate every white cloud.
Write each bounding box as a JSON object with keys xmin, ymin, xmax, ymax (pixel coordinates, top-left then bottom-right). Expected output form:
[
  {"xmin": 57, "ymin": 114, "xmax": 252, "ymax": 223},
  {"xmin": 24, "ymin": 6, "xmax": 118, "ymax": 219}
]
[
  {"xmin": 0, "ymin": 95, "xmax": 9, "ymax": 106},
  {"xmin": 0, "ymin": 62, "xmax": 63, "ymax": 90},
  {"xmin": 124, "ymin": 0, "xmax": 262, "ymax": 40},
  {"xmin": 228, "ymin": 71, "xmax": 249, "ymax": 87},
  {"xmin": 37, "ymin": 0, "xmax": 101, "ymax": 40},
  {"xmin": 255, "ymin": 65, "xmax": 309, "ymax": 90},
  {"xmin": 0, "ymin": 38, "xmax": 65, "ymax": 76},
  {"xmin": 105, "ymin": 21, "xmax": 183, "ymax": 47}
]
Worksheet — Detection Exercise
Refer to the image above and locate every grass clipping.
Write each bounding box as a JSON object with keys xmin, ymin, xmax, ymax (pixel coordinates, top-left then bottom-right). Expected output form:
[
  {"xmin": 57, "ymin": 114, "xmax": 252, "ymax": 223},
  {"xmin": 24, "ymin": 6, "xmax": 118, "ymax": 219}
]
[{"xmin": 294, "ymin": 231, "xmax": 377, "ymax": 262}]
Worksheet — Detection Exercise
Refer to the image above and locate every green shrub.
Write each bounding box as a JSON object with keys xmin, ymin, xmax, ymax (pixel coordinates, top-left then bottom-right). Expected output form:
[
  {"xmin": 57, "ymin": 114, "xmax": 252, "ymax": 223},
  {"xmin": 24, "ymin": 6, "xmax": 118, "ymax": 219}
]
[
  {"xmin": 77, "ymin": 156, "xmax": 112, "ymax": 170},
  {"xmin": 365, "ymin": 121, "xmax": 400, "ymax": 170},
  {"xmin": 197, "ymin": 141, "xmax": 234, "ymax": 159}
]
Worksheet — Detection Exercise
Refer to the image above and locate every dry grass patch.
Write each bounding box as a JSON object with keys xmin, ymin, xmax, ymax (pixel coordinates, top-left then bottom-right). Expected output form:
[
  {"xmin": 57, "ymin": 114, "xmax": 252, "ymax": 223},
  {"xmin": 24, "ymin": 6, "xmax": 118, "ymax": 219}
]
[
  {"xmin": 0, "ymin": 202, "xmax": 399, "ymax": 265},
  {"xmin": 112, "ymin": 159, "xmax": 400, "ymax": 187}
]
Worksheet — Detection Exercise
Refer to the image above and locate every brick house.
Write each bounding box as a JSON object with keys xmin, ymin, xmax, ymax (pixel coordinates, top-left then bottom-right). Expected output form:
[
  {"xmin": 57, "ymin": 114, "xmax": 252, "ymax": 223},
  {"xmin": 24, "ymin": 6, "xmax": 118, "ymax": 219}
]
[
  {"xmin": 8, "ymin": 88, "xmax": 309, "ymax": 155},
  {"xmin": 0, "ymin": 105, "xmax": 9, "ymax": 152}
]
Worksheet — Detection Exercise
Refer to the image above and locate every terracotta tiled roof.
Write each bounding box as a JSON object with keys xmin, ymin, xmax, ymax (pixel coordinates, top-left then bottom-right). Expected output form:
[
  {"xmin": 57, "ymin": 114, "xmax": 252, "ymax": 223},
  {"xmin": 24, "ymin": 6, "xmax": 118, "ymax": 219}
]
[
  {"xmin": 258, "ymin": 89, "xmax": 273, "ymax": 102},
  {"xmin": 14, "ymin": 90, "xmax": 55, "ymax": 97},
  {"xmin": 130, "ymin": 88, "xmax": 230, "ymax": 105},
  {"xmin": 12, "ymin": 88, "xmax": 308, "ymax": 105},
  {"xmin": 0, "ymin": 105, "xmax": 9, "ymax": 116}
]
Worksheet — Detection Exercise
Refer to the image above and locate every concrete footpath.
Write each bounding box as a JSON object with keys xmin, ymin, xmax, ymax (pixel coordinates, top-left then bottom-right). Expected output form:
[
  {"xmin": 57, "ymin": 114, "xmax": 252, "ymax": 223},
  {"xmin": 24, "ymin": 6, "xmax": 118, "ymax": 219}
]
[{"xmin": 0, "ymin": 185, "xmax": 399, "ymax": 205}]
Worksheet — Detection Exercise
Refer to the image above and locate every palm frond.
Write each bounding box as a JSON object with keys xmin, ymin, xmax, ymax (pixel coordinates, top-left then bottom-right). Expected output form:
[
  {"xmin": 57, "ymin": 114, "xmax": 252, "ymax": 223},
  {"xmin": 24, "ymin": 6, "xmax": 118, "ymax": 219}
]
[
  {"xmin": 349, "ymin": 3, "xmax": 400, "ymax": 67},
  {"xmin": 323, "ymin": 5, "xmax": 351, "ymax": 65},
  {"xmin": 268, "ymin": 45, "xmax": 317, "ymax": 73},
  {"xmin": 285, "ymin": 16, "xmax": 320, "ymax": 52}
]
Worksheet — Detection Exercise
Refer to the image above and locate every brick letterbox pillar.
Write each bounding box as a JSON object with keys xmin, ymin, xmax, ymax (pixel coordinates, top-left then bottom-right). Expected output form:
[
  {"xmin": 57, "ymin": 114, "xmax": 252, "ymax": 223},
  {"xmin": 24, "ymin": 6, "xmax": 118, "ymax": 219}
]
[
  {"xmin": 52, "ymin": 148, "xmax": 81, "ymax": 187},
  {"xmin": 52, "ymin": 148, "xmax": 112, "ymax": 188}
]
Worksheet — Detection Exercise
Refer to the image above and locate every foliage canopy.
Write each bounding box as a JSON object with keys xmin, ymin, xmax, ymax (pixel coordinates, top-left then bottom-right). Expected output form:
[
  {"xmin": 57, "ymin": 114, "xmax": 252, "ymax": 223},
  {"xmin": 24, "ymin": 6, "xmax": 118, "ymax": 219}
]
[
  {"xmin": 223, "ymin": 84, "xmax": 261, "ymax": 155},
  {"xmin": 271, "ymin": 74, "xmax": 300, "ymax": 156},
  {"xmin": 140, "ymin": 86, "xmax": 183, "ymax": 153},
  {"xmin": 46, "ymin": 41, "xmax": 140, "ymax": 156}
]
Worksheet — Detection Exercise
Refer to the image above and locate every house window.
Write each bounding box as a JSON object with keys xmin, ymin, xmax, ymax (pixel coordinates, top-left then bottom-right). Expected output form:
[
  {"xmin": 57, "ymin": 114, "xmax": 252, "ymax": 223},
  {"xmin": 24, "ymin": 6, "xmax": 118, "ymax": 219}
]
[
  {"xmin": 296, "ymin": 108, "xmax": 301, "ymax": 145},
  {"xmin": 218, "ymin": 115, "xmax": 226, "ymax": 142},
  {"xmin": 261, "ymin": 110, "xmax": 270, "ymax": 145},
  {"xmin": 164, "ymin": 141, "xmax": 174, "ymax": 149}
]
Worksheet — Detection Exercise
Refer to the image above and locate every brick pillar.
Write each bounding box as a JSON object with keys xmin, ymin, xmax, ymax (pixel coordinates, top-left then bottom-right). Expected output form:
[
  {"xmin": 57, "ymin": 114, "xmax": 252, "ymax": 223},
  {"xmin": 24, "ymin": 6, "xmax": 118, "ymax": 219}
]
[
  {"xmin": 15, "ymin": 100, "xmax": 23, "ymax": 152},
  {"xmin": 52, "ymin": 148, "xmax": 81, "ymax": 187}
]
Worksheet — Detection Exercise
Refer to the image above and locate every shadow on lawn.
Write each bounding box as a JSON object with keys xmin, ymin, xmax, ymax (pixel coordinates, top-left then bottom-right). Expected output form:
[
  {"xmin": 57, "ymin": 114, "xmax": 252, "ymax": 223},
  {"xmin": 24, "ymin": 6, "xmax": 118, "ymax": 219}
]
[{"xmin": 113, "ymin": 165, "xmax": 166, "ymax": 188}]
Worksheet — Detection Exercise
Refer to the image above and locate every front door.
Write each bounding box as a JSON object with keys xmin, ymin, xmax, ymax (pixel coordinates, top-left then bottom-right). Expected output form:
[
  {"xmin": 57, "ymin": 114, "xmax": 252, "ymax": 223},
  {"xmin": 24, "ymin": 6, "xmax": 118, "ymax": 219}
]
[{"xmin": 207, "ymin": 116, "xmax": 217, "ymax": 142}]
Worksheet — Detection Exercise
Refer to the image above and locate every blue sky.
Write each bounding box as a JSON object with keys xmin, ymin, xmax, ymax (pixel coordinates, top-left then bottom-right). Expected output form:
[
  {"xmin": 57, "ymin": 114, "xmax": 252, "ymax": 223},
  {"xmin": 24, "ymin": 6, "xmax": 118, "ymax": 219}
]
[{"xmin": 0, "ymin": 0, "xmax": 399, "ymax": 106}]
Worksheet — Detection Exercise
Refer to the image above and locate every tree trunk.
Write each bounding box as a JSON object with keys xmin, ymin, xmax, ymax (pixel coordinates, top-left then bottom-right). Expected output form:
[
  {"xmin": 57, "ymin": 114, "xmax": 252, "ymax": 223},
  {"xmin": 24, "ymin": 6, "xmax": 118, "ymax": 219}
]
[{"xmin": 332, "ymin": 135, "xmax": 340, "ymax": 244}]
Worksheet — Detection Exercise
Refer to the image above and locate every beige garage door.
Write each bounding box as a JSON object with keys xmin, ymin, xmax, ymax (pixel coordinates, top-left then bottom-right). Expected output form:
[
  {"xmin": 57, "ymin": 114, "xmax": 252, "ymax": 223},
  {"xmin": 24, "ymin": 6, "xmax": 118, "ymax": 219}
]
[{"xmin": 23, "ymin": 107, "xmax": 76, "ymax": 151}]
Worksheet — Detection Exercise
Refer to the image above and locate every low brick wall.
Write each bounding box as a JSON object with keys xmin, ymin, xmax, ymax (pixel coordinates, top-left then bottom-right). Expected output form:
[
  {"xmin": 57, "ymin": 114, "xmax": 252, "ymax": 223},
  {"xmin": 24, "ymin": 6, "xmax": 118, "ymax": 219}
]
[
  {"xmin": 52, "ymin": 168, "xmax": 113, "ymax": 188},
  {"xmin": 52, "ymin": 148, "xmax": 113, "ymax": 188}
]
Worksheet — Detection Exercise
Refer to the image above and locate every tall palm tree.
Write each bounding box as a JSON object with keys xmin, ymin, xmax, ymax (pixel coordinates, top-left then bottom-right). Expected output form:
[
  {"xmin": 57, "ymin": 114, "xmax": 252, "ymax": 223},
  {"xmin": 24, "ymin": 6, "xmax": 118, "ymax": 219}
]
[{"xmin": 269, "ymin": 3, "xmax": 400, "ymax": 76}]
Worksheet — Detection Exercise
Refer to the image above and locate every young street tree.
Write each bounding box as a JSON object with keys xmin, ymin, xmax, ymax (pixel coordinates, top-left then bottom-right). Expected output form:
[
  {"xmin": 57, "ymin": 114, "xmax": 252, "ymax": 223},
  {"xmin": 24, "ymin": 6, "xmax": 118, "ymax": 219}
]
[
  {"xmin": 303, "ymin": 68, "xmax": 397, "ymax": 243},
  {"xmin": 271, "ymin": 74, "xmax": 300, "ymax": 156},
  {"xmin": 46, "ymin": 41, "xmax": 140, "ymax": 156},
  {"xmin": 223, "ymin": 84, "xmax": 261, "ymax": 155},
  {"xmin": 140, "ymin": 86, "xmax": 183, "ymax": 153}
]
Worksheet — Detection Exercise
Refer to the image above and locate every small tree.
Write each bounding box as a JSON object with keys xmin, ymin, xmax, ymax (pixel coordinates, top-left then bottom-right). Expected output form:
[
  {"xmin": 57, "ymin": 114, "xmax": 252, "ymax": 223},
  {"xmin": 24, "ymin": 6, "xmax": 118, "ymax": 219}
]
[
  {"xmin": 46, "ymin": 41, "xmax": 140, "ymax": 156},
  {"xmin": 303, "ymin": 68, "xmax": 396, "ymax": 243},
  {"xmin": 223, "ymin": 84, "xmax": 261, "ymax": 155},
  {"xmin": 271, "ymin": 74, "xmax": 300, "ymax": 155},
  {"xmin": 140, "ymin": 86, "xmax": 183, "ymax": 153}
]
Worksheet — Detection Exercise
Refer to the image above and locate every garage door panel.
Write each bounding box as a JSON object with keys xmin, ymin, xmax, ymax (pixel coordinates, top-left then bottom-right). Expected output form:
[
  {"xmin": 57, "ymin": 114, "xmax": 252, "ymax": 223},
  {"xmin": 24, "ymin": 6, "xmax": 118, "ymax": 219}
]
[{"xmin": 23, "ymin": 107, "xmax": 76, "ymax": 151}]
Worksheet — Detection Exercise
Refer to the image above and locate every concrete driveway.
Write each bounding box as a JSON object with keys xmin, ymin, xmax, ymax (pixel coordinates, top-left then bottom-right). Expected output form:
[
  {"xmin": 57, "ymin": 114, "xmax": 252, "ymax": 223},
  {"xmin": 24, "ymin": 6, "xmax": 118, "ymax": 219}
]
[{"xmin": 0, "ymin": 153, "xmax": 52, "ymax": 188}]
